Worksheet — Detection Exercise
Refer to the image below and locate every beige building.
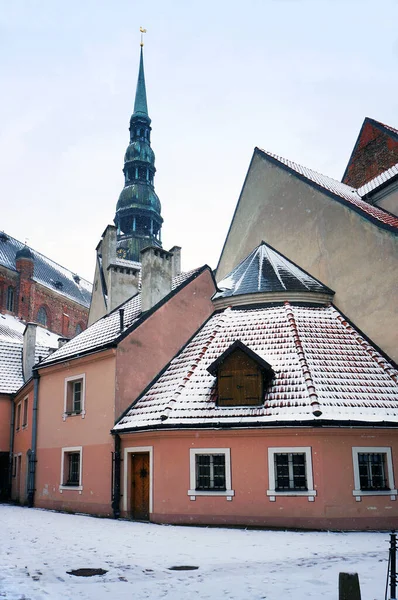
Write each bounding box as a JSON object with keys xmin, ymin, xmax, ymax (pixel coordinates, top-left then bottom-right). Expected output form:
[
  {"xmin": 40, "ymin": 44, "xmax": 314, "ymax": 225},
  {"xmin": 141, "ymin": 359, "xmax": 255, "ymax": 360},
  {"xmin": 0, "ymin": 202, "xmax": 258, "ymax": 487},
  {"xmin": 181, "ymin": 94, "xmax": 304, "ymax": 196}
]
[{"xmin": 217, "ymin": 119, "xmax": 398, "ymax": 363}]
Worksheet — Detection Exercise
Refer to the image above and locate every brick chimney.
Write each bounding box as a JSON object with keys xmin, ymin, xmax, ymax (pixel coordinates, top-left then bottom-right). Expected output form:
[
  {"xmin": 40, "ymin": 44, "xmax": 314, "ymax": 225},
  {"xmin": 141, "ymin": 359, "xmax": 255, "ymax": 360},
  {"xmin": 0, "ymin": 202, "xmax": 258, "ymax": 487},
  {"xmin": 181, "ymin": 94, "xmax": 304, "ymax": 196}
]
[
  {"xmin": 140, "ymin": 246, "xmax": 173, "ymax": 312},
  {"xmin": 23, "ymin": 323, "xmax": 37, "ymax": 381},
  {"xmin": 16, "ymin": 246, "xmax": 34, "ymax": 321}
]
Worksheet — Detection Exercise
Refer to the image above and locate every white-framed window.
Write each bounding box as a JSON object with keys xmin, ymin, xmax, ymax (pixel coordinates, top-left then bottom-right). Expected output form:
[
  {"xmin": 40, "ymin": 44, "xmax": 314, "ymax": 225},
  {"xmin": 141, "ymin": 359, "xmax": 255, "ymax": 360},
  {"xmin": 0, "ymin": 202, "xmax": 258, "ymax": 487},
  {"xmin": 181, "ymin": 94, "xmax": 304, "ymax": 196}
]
[
  {"xmin": 63, "ymin": 374, "xmax": 86, "ymax": 420},
  {"xmin": 59, "ymin": 446, "xmax": 83, "ymax": 492},
  {"xmin": 188, "ymin": 448, "xmax": 234, "ymax": 500},
  {"xmin": 267, "ymin": 447, "xmax": 316, "ymax": 501},
  {"xmin": 22, "ymin": 396, "xmax": 28, "ymax": 428},
  {"xmin": 15, "ymin": 401, "xmax": 21, "ymax": 431},
  {"xmin": 352, "ymin": 447, "xmax": 397, "ymax": 500}
]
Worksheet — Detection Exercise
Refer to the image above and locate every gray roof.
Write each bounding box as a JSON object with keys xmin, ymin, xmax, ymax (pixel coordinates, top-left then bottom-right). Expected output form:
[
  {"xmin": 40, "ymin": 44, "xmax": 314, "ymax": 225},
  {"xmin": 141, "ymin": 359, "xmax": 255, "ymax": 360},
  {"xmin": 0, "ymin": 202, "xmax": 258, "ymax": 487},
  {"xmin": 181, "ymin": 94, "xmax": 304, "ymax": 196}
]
[
  {"xmin": 0, "ymin": 233, "xmax": 92, "ymax": 308},
  {"xmin": 40, "ymin": 268, "xmax": 205, "ymax": 367},
  {"xmin": 0, "ymin": 314, "xmax": 59, "ymax": 394},
  {"xmin": 214, "ymin": 242, "xmax": 333, "ymax": 300}
]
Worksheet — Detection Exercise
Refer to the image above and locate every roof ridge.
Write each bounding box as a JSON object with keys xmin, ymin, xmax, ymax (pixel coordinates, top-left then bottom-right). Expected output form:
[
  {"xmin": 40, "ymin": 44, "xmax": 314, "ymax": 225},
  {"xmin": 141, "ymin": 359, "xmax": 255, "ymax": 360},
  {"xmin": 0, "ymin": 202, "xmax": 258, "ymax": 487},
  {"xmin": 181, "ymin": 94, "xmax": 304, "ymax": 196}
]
[
  {"xmin": 283, "ymin": 301, "xmax": 321, "ymax": 416},
  {"xmin": 257, "ymin": 148, "xmax": 398, "ymax": 230},
  {"xmin": 365, "ymin": 117, "xmax": 398, "ymax": 136},
  {"xmin": 159, "ymin": 310, "xmax": 231, "ymax": 420},
  {"xmin": 258, "ymin": 147, "xmax": 358, "ymax": 194},
  {"xmin": 331, "ymin": 307, "xmax": 398, "ymax": 383}
]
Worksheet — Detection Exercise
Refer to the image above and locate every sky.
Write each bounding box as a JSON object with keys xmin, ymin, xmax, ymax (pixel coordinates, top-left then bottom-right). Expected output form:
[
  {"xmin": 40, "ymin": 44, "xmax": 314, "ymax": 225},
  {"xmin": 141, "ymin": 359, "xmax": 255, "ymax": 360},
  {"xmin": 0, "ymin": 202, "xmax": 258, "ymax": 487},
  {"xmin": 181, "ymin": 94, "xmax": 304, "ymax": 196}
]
[
  {"xmin": 1, "ymin": 0, "xmax": 398, "ymax": 282},
  {"xmin": 1, "ymin": 505, "xmax": 391, "ymax": 599}
]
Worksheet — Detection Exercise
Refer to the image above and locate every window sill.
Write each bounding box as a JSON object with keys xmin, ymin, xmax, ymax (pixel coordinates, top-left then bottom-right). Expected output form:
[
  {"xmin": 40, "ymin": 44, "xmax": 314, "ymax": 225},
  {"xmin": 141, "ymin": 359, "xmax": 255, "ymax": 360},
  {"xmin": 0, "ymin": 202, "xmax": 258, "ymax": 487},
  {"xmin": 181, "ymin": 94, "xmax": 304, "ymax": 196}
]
[
  {"xmin": 267, "ymin": 490, "xmax": 317, "ymax": 502},
  {"xmin": 188, "ymin": 489, "xmax": 234, "ymax": 501},
  {"xmin": 353, "ymin": 489, "xmax": 397, "ymax": 500},
  {"xmin": 59, "ymin": 485, "xmax": 83, "ymax": 493},
  {"xmin": 62, "ymin": 410, "xmax": 86, "ymax": 421}
]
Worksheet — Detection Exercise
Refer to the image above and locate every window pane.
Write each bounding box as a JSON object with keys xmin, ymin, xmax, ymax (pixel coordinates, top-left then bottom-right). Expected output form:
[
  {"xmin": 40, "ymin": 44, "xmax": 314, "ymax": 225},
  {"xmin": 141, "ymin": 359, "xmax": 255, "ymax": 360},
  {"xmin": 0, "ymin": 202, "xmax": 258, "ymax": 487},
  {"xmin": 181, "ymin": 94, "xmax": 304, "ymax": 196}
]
[
  {"xmin": 275, "ymin": 454, "xmax": 290, "ymax": 490},
  {"xmin": 275, "ymin": 453, "xmax": 307, "ymax": 491},
  {"xmin": 196, "ymin": 455, "xmax": 210, "ymax": 490},
  {"xmin": 196, "ymin": 454, "xmax": 226, "ymax": 491},
  {"xmin": 73, "ymin": 381, "xmax": 81, "ymax": 412},
  {"xmin": 358, "ymin": 453, "xmax": 388, "ymax": 490},
  {"xmin": 212, "ymin": 455, "xmax": 226, "ymax": 490},
  {"xmin": 67, "ymin": 453, "xmax": 80, "ymax": 485}
]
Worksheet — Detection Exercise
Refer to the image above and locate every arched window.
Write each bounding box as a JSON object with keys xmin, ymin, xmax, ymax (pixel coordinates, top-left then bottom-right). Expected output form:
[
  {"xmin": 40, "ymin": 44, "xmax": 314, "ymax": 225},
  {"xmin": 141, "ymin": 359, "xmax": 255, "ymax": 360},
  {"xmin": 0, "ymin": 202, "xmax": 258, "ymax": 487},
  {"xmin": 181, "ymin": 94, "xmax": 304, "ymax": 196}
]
[
  {"xmin": 75, "ymin": 323, "xmax": 83, "ymax": 336},
  {"xmin": 37, "ymin": 306, "xmax": 48, "ymax": 326},
  {"xmin": 6, "ymin": 286, "xmax": 15, "ymax": 312}
]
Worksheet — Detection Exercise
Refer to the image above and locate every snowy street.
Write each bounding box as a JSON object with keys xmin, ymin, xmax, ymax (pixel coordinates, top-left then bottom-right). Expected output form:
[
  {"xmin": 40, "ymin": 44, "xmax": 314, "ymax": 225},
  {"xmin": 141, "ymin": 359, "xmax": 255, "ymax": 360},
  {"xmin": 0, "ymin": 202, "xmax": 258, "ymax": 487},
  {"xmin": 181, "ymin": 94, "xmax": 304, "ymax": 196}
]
[{"xmin": 0, "ymin": 505, "xmax": 390, "ymax": 600}]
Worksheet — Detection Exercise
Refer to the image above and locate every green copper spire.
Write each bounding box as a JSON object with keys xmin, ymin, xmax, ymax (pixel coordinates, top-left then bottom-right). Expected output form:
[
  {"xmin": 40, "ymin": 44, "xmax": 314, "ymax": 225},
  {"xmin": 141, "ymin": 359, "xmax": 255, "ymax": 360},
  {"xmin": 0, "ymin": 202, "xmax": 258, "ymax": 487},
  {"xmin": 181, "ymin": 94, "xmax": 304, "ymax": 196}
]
[
  {"xmin": 133, "ymin": 47, "xmax": 149, "ymax": 119},
  {"xmin": 114, "ymin": 37, "xmax": 163, "ymax": 262}
]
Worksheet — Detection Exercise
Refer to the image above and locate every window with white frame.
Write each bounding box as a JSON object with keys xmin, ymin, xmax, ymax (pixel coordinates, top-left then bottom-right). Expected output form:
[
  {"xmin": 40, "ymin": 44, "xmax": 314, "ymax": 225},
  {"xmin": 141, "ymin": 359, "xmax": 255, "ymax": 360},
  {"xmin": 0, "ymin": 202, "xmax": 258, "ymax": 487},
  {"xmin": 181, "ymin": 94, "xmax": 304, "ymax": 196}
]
[
  {"xmin": 188, "ymin": 448, "xmax": 234, "ymax": 500},
  {"xmin": 60, "ymin": 447, "xmax": 82, "ymax": 490},
  {"xmin": 22, "ymin": 397, "xmax": 28, "ymax": 428},
  {"xmin": 352, "ymin": 447, "xmax": 396, "ymax": 498},
  {"xmin": 63, "ymin": 374, "xmax": 85, "ymax": 418},
  {"xmin": 267, "ymin": 447, "xmax": 316, "ymax": 501},
  {"xmin": 15, "ymin": 402, "xmax": 21, "ymax": 431}
]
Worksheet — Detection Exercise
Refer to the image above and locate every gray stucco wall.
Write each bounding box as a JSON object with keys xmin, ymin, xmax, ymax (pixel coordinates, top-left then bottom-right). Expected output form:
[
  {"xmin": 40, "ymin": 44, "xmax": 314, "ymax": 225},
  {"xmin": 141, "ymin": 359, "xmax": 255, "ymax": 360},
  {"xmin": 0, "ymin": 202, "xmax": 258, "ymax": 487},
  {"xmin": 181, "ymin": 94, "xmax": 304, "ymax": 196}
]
[{"xmin": 217, "ymin": 151, "xmax": 398, "ymax": 362}]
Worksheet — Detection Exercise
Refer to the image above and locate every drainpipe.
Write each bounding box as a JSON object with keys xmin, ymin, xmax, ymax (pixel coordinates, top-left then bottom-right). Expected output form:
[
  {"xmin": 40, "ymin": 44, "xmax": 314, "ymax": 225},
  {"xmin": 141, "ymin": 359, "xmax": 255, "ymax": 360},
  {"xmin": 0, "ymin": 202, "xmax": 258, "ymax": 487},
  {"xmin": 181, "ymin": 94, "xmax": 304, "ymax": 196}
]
[
  {"xmin": 112, "ymin": 433, "xmax": 121, "ymax": 519},
  {"xmin": 27, "ymin": 370, "xmax": 40, "ymax": 508},
  {"xmin": 8, "ymin": 396, "xmax": 15, "ymax": 499}
]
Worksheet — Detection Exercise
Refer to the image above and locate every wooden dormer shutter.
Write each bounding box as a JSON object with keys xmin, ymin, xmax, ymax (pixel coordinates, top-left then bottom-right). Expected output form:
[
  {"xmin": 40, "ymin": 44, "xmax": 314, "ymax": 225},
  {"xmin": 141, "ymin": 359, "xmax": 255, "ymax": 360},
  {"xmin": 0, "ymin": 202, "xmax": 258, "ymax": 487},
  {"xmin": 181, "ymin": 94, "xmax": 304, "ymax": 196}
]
[{"xmin": 218, "ymin": 348, "xmax": 263, "ymax": 406}]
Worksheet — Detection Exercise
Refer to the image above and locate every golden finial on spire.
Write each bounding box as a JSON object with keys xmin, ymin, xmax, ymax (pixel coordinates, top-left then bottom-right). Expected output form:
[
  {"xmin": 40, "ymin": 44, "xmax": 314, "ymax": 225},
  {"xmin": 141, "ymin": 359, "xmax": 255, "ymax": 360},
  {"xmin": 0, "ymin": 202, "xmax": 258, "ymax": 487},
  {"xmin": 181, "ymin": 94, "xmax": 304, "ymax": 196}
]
[{"xmin": 140, "ymin": 27, "xmax": 147, "ymax": 47}]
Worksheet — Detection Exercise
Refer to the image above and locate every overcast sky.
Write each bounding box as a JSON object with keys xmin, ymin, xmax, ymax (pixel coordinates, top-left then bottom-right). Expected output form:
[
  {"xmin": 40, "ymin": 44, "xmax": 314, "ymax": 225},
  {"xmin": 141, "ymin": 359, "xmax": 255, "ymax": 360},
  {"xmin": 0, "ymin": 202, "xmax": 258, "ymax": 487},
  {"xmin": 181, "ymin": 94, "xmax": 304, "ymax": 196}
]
[{"xmin": 1, "ymin": 0, "xmax": 398, "ymax": 282}]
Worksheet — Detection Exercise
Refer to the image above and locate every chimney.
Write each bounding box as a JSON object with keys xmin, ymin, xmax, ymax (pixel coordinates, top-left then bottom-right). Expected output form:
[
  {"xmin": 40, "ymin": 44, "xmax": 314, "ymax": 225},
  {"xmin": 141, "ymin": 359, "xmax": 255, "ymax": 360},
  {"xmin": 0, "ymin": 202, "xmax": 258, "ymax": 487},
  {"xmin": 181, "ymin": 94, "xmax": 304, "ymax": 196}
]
[
  {"xmin": 58, "ymin": 337, "xmax": 69, "ymax": 348},
  {"xmin": 169, "ymin": 246, "xmax": 182, "ymax": 279},
  {"xmin": 23, "ymin": 323, "xmax": 37, "ymax": 381},
  {"xmin": 140, "ymin": 246, "xmax": 173, "ymax": 312},
  {"xmin": 101, "ymin": 225, "xmax": 117, "ymax": 273}
]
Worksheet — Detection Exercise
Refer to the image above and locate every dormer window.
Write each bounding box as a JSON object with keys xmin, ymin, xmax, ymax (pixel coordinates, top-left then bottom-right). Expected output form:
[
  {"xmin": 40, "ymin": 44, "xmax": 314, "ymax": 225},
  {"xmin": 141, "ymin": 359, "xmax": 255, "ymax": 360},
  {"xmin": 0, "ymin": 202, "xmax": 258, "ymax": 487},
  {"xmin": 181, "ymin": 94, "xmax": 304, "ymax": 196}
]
[{"xmin": 207, "ymin": 340, "xmax": 274, "ymax": 407}]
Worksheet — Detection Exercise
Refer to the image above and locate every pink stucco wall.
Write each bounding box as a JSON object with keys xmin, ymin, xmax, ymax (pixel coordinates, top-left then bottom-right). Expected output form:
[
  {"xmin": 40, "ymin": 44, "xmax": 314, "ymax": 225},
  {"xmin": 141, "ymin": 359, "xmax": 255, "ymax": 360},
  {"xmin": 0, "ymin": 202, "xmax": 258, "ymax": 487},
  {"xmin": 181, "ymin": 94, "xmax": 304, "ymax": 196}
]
[
  {"xmin": 35, "ymin": 350, "xmax": 116, "ymax": 515},
  {"xmin": 0, "ymin": 394, "xmax": 11, "ymax": 452},
  {"xmin": 115, "ymin": 268, "xmax": 215, "ymax": 418},
  {"xmin": 119, "ymin": 428, "xmax": 398, "ymax": 530},
  {"xmin": 11, "ymin": 385, "xmax": 34, "ymax": 503}
]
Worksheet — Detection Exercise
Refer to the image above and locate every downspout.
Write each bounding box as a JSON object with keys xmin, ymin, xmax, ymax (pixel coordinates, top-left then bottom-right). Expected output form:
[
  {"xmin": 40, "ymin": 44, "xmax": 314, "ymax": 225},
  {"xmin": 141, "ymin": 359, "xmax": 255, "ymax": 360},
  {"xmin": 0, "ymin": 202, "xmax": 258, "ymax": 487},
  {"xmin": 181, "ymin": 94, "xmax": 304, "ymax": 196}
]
[
  {"xmin": 112, "ymin": 433, "xmax": 121, "ymax": 519},
  {"xmin": 8, "ymin": 395, "xmax": 15, "ymax": 499},
  {"xmin": 27, "ymin": 370, "xmax": 40, "ymax": 508}
]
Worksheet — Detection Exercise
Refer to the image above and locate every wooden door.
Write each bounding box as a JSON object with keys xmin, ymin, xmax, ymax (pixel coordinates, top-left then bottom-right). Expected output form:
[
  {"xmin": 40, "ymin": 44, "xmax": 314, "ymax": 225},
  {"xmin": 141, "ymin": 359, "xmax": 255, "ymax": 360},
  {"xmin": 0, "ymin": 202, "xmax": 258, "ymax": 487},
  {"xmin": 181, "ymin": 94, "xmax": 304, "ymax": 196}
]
[{"xmin": 131, "ymin": 453, "xmax": 150, "ymax": 520}]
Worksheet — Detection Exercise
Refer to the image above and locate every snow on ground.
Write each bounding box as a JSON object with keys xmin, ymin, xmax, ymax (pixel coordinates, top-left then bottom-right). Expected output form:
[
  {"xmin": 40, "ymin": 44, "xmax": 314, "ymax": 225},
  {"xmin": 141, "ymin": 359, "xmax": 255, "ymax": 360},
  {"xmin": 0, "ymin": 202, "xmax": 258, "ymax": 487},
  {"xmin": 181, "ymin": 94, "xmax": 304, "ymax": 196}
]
[{"xmin": 0, "ymin": 505, "xmax": 391, "ymax": 600}]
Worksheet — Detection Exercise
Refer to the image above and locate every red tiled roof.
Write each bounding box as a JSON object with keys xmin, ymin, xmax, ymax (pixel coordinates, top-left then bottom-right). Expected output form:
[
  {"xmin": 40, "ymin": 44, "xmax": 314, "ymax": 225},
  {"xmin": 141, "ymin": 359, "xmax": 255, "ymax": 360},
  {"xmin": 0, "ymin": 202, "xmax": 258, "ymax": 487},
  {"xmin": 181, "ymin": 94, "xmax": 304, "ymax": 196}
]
[
  {"xmin": 258, "ymin": 148, "xmax": 398, "ymax": 230},
  {"xmin": 114, "ymin": 303, "xmax": 398, "ymax": 431}
]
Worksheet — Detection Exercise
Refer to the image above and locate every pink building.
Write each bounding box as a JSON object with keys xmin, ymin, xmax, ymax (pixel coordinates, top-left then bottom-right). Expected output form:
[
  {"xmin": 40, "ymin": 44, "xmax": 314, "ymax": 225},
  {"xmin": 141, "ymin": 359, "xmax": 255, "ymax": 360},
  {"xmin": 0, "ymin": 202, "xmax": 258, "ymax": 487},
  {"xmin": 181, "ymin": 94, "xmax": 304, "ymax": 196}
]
[
  {"xmin": 26, "ymin": 263, "xmax": 215, "ymax": 516},
  {"xmin": 113, "ymin": 243, "xmax": 398, "ymax": 530}
]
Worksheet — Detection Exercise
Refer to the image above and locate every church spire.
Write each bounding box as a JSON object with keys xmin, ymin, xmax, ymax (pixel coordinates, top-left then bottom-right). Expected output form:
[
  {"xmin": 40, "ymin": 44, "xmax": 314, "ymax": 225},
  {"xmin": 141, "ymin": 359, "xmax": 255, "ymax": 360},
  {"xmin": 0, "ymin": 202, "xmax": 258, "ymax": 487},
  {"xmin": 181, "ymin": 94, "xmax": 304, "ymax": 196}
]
[
  {"xmin": 132, "ymin": 47, "xmax": 149, "ymax": 120},
  {"xmin": 114, "ymin": 33, "xmax": 163, "ymax": 263}
]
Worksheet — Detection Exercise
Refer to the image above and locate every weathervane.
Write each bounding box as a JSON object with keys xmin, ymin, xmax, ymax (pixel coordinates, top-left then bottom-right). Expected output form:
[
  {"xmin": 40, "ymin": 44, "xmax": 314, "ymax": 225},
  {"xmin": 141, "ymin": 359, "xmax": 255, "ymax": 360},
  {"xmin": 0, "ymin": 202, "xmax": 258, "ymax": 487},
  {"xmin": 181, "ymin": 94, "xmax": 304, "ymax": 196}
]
[{"xmin": 140, "ymin": 27, "xmax": 147, "ymax": 47}]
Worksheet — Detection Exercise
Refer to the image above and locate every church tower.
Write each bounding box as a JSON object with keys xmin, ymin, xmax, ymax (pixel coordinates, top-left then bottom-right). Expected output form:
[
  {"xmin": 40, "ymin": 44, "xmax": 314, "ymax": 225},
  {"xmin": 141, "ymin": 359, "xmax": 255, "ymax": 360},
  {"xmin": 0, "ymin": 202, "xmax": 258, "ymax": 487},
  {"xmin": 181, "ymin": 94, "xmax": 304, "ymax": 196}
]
[{"xmin": 114, "ymin": 43, "xmax": 163, "ymax": 262}]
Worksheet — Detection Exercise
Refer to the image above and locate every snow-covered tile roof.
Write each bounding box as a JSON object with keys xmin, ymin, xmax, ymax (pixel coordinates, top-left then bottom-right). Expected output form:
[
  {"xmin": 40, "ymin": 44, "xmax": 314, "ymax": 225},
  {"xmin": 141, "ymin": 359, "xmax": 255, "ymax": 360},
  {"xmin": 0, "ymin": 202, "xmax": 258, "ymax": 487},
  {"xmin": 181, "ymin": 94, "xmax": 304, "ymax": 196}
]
[
  {"xmin": 0, "ymin": 233, "xmax": 92, "ymax": 308},
  {"xmin": 40, "ymin": 267, "xmax": 204, "ymax": 367},
  {"xmin": 357, "ymin": 162, "xmax": 398, "ymax": 197},
  {"xmin": 114, "ymin": 303, "xmax": 398, "ymax": 431},
  {"xmin": 214, "ymin": 242, "xmax": 333, "ymax": 299},
  {"xmin": 258, "ymin": 149, "xmax": 398, "ymax": 229},
  {"xmin": 0, "ymin": 314, "xmax": 59, "ymax": 394}
]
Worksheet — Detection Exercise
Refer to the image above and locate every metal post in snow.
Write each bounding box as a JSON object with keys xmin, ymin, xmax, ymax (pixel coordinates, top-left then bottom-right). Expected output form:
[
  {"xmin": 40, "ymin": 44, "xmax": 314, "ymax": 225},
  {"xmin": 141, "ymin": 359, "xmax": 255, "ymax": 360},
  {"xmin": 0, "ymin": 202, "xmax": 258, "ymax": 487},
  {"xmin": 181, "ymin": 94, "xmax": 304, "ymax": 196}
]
[{"xmin": 391, "ymin": 531, "xmax": 397, "ymax": 600}]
